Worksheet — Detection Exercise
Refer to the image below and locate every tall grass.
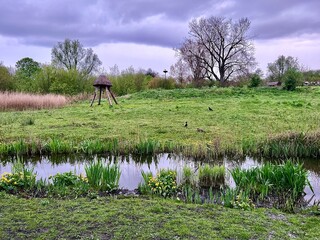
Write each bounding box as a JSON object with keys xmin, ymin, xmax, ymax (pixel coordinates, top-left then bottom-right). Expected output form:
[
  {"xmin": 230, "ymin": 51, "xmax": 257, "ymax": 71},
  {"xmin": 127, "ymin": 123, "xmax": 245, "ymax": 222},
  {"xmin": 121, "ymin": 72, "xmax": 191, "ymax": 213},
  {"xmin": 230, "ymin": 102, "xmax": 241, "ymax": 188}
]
[
  {"xmin": 0, "ymin": 92, "xmax": 68, "ymax": 111},
  {"xmin": 230, "ymin": 160, "xmax": 311, "ymax": 209},
  {"xmin": 198, "ymin": 164, "xmax": 225, "ymax": 188},
  {"xmin": 138, "ymin": 171, "xmax": 153, "ymax": 194},
  {"xmin": 256, "ymin": 132, "xmax": 320, "ymax": 159},
  {"xmin": 85, "ymin": 160, "xmax": 121, "ymax": 192}
]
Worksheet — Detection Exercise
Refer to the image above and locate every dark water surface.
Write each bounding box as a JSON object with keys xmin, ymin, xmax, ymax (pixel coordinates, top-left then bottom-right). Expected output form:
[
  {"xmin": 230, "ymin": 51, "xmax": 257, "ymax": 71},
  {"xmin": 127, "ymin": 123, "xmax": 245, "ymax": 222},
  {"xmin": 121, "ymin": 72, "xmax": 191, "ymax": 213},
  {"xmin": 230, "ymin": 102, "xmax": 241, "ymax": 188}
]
[{"xmin": 0, "ymin": 154, "xmax": 319, "ymax": 203}]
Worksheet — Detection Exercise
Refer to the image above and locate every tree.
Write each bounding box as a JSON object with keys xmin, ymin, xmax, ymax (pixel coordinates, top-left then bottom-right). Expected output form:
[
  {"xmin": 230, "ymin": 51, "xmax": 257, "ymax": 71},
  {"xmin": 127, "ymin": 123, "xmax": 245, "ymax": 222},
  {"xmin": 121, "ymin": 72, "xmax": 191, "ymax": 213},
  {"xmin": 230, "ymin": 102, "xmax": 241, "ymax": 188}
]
[
  {"xmin": 0, "ymin": 64, "xmax": 14, "ymax": 91},
  {"xmin": 51, "ymin": 39, "xmax": 102, "ymax": 75},
  {"xmin": 178, "ymin": 41, "xmax": 206, "ymax": 85},
  {"xmin": 169, "ymin": 58, "xmax": 191, "ymax": 84},
  {"xmin": 267, "ymin": 55, "xmax": 300, "ymax": 82},
  {"xmin": 178, "ymin": 17, "xmax": 256, "ymax": 86},
  {"xmin": 15, "ymin": 57, "xmax": 41, "ymax": 92},
  {"xmin": 16, "ymin": 57, "xmax": 41, "ymax": 78},
  {"xmin": 283, "ymin": 69, "xmax": 302, "ymax": 91}
]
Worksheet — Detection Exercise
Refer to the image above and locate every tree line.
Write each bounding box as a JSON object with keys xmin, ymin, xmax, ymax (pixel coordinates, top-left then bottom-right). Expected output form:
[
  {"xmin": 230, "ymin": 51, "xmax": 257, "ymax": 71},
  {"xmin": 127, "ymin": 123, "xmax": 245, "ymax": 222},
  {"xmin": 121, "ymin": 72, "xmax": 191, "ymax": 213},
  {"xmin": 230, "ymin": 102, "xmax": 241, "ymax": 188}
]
[{"xmin": 1, "ymin": 16, "xmax": 320, "ymax": 95}]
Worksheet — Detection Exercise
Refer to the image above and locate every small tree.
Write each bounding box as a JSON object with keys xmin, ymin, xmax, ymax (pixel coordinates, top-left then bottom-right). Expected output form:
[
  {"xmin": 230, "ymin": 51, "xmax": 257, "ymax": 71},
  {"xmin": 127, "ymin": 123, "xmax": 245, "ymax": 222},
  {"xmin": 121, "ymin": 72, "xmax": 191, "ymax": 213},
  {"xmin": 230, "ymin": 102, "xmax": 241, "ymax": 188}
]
[
  {"xmin": 283, "ymin": 69, "xmax": 302, "ymax": 91},
  {"xmin": 51, "ymin": 39, "xmax": 102, "ymax": 75},
  {"xmin": 15, "ymin": 57, "xmax": 41, "ymax": 92},
  {"xmin": 248, "ymin": 74, "xmax": 262, "ymax": 88}
]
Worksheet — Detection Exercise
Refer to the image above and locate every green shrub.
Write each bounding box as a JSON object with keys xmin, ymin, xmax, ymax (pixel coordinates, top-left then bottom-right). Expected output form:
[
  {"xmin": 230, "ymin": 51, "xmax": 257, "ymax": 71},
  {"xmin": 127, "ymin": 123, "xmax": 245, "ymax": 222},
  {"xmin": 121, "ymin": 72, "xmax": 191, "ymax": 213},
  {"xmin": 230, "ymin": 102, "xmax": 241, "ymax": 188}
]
[
  {"xmin": 0, "ymin": 162, "xmax": 36, "ymax": 193},
  {"xmin": 148, "ymin": 77, "xmax": 176, "ymax": 89},
  {"xmin": 49, "ymin": 171, "xmax": 86, "ymax": 187},
  {"xmin": 248, "ymin": 74, "xmax": 262, "ymax": 88},
  {"xmin": 148, "ymin": 169, "xmax": 177, "ymax": 198},
  {"xmin": 283, "ymin": 69, "xmax": 302, "ymax": 91}
]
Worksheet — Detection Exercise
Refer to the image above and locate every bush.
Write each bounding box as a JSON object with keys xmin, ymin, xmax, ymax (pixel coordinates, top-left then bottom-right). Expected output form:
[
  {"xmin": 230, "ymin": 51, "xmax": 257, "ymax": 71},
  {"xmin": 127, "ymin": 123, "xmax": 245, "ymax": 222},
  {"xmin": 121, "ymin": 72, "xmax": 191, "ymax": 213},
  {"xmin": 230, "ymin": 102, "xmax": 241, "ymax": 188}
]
[
  {"xmin": 148, "ymin": 169, "xmax": 177, "ymax": 198},
  {"xmin": 249, "ymin": 74, "xmax": 262, "ymax": 88},
  {"xmin": 283, "ymin": 69, "xmax": 302, "ymax": 91},
  {"xmin": 110, "ymin": 72, "xmax": 151, "ymax": 96},
  {"xmin": 148, "ymin": 77, "xmax": 176, "ymax": 89},
  {"xmin": 0, "ymin": 65, "xmax": 14, "ymax": 91}
]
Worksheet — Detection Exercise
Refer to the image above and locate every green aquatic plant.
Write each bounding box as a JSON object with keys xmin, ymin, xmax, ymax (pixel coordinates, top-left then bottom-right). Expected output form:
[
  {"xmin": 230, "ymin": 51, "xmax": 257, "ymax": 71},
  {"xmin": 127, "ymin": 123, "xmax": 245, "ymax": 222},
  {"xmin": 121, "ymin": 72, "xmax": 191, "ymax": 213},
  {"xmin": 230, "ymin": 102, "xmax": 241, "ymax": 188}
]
[
  {"xmin": 198, "ymin": 164, "xmax": 225, "ymax": 188},
  {"xmin": 85, "ymin": 160, "xmax": 121, "ymax": 192}
]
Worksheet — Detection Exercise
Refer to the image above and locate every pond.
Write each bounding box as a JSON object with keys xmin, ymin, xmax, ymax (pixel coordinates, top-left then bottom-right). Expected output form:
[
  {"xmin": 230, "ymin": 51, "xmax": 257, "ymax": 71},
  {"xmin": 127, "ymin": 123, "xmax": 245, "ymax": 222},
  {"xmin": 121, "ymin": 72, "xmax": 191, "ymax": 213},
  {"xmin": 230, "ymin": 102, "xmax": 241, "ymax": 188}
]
[{"xmin": 0, "ymin": 154, "xmax": 319, "ymax": 203}]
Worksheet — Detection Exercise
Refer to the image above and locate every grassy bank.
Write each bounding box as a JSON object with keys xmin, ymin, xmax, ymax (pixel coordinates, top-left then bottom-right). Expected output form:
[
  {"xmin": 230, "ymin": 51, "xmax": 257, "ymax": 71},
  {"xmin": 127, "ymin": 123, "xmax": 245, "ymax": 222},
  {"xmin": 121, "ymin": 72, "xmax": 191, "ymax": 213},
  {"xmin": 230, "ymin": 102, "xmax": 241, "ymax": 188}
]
[
  {"xmin": 0, "ymin": 192, "xmax": 319, "ymax": 239},
  {"xmin": 1, "ymin": 87, "xmax": 320, "ymax": 158}
]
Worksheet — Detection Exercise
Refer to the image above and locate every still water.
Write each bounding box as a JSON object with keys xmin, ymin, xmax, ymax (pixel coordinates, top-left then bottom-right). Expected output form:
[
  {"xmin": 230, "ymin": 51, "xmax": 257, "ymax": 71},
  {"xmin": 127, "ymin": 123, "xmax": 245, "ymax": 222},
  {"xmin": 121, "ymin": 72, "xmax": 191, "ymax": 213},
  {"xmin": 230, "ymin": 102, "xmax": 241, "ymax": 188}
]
[{"xmin": 0, "ymin": 154, "xmax": 319, "ymax": 203}]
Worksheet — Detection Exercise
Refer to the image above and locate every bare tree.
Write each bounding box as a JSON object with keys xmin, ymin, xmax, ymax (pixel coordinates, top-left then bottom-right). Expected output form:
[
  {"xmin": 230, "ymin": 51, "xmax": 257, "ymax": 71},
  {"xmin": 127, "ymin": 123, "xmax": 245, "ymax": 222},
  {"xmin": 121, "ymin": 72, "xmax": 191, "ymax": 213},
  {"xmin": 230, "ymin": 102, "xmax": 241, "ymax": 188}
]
[
  {"xmin": 267, "ymin": 55, "xmax": 300, "ymax": 82},
  {"xmin": 51, "ymin": 39, "xmax": 102, "ymax": 75},
  {"xmin": 179, "ymin": 17, "xmax": 256, "ymax": 86},
  {"xmin": 178, "ymin": 40, "xmax": 206, "ymax": 85},
  {"xmin": 169, "ymin": 58, "xmax": 191, "ymax": 84}
]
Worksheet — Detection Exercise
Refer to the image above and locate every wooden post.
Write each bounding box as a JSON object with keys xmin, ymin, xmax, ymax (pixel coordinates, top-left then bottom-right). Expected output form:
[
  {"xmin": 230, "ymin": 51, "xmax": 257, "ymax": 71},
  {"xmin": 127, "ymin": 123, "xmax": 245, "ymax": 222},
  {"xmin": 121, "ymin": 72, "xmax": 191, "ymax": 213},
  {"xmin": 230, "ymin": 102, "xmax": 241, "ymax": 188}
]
[
  {"xmin": 98, "ymin": 87, "xmax": 102, "ymax": 105},
  {"xmin": 105, "ymin": 87, "xmax": 113, "ymax": 106},
  {"xmin": 90, "ymin": 91, "xmax": 97, "ymax": 107},
  {"xmin": 108, "ymin": 87, "xmax": 118, "ymax": 104}
]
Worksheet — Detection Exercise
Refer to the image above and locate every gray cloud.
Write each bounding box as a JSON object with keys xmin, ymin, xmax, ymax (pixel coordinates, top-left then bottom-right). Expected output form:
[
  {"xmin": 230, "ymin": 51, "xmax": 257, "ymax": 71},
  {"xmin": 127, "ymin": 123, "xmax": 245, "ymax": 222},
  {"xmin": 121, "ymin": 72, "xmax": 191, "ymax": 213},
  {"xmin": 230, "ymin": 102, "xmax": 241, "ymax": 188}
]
[{"xmin": 0, "ymin": 0, "xmax": 319, "ymax": 48}]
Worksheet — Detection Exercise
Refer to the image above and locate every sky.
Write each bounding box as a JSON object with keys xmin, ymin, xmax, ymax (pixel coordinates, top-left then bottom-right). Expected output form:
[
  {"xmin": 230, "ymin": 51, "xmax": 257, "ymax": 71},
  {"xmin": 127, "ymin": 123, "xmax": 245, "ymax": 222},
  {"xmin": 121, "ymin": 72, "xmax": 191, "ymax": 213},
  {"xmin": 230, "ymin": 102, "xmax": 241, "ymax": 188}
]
[{"xmin": 0, "ymin": 0, "xmax": 319, "ymax": 77}]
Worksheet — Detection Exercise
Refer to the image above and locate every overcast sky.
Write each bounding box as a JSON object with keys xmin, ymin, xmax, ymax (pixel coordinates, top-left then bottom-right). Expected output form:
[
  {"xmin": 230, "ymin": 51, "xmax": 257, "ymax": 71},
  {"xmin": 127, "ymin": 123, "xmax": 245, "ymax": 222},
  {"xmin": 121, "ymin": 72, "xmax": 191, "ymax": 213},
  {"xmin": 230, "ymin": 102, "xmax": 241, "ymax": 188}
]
[{"xmin": 0, "ymin": 0, "xmax": 319, "ymax": 76}]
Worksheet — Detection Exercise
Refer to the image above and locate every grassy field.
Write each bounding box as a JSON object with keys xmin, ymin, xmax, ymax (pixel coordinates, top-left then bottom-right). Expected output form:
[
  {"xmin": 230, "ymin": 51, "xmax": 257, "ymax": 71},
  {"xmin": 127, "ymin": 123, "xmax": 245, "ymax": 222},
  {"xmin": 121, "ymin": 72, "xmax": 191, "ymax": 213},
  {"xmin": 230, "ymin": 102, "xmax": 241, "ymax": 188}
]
[
  {"xmin": 1, "ymin": 87, "xmax": 320, "ymax": 157},
  {"xmin": 0, "ymin": 192, "xmax": 320, "ymax": 239},
  {"xmin": 2, "ymin": 87, "xmax": 320, "ymax": 239}
]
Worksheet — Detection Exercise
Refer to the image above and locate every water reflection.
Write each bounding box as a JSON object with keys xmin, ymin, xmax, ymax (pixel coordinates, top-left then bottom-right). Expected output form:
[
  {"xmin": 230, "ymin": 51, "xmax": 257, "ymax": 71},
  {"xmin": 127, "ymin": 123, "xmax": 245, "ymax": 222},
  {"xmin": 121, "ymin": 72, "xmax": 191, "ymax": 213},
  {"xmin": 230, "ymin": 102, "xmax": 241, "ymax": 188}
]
[{"xmin": 0, "ymin": 154, "xmax": 319, "ymax": 202}]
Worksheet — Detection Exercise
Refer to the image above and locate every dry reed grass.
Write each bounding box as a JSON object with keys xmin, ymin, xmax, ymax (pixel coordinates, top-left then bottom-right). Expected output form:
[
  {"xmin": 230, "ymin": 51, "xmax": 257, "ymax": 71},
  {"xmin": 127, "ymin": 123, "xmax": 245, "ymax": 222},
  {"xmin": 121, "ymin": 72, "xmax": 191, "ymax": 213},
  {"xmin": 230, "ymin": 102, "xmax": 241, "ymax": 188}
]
[{"xmin": 0, "ymin": 92, "xmax": 69, "ymax": 111}]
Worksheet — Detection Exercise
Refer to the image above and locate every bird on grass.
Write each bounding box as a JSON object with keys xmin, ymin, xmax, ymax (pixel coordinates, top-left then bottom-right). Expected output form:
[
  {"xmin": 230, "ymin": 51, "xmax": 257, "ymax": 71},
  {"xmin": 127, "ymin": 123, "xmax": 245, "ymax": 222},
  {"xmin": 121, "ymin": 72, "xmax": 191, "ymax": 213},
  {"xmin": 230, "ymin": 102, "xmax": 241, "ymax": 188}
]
[
  {"xmin": 208, "ymin": 107, "xmax": 213, "ymax": 111},
  {"xmin": 184, "ymin": 122, "xmax": 188, "ymax": 127},
  {"xmin": 197, "ymin": 128, "xmax": 205, "ymax": 133}
]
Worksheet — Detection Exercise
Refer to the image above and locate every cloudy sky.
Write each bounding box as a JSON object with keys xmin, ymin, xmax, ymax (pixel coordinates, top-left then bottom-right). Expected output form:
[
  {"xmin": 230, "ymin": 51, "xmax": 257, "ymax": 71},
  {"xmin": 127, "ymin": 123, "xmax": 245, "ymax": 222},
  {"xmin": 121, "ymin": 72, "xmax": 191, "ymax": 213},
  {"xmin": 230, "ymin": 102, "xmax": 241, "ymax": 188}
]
[{"xmin": 0, "ymin": 0, "xmax": 319, "ymax": 76}]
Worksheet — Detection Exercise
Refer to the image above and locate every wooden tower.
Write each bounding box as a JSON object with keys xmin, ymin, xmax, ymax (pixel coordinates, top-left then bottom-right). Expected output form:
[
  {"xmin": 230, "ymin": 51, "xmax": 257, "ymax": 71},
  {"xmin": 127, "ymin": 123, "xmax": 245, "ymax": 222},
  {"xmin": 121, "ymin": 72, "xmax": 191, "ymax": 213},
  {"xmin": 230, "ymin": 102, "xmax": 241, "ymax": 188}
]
[{"xmin": 90, "ymin": 75, "xmax": 118, "ymax": 106}]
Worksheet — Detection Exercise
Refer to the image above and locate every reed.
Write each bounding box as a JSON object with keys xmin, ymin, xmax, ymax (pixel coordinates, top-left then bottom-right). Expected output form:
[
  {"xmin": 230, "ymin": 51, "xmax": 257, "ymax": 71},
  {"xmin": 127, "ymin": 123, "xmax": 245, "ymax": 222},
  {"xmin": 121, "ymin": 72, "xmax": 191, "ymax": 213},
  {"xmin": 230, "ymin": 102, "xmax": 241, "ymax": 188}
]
[
  {"xmin": 231, "ymin": 160, "xmax": 311, "ymax": 206},
  {"xmin": 181, "ymin": 166, "xmax": 196, "ymax": 186},
  {"xmin": 85, "ymin": 160, "xmax": 121, "ymax": 192},
  {"xmin": 257, "ymin": 132, "xmax": 320, "ymax": 159},
  {"xmin": 0, "ymin": 91, "xmax": 68, "ymax": 111},
  {"xmin": 138, "ymin": 171, "xmax": 153, "ymax": 194},
  {"xmin": 43, "ymin": 138, "xmax": 74, "ymax": 154},
  {"xmin": 198, "ymin": 164, "xmax": 225, "ymax": 188},
  {"xmin": 134, "ymin": 139, "xmax": 161, "ymax": 155}
]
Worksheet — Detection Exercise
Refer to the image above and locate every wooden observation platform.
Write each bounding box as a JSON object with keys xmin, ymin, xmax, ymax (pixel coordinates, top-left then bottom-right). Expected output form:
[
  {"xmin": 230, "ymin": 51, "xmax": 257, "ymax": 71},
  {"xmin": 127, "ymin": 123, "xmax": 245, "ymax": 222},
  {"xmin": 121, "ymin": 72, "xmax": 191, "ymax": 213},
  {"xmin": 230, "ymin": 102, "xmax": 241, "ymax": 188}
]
[{"xmin": 90, "ymin": 75, "xmax": 118, "ymax": 106}]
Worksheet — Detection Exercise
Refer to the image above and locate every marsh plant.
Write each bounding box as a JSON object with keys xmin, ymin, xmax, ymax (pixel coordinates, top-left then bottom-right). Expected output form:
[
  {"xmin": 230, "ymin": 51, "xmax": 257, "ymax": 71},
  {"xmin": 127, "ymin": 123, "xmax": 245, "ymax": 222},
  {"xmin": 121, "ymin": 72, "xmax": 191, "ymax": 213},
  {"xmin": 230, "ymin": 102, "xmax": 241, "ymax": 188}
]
[
  {"xmin": 85, "ymin": 160, "xmax": 121, "ymax": 192},
  {"xmin": 138, "ymin": 171, "xmax": 153, "ymax": 194},
  {"xmin": 198, "ymin": 164, "xmax": 225, "ymax": 188},
  {"xmin": 0, "ymin": 92, "xmax": 68, "ymax": 111},
  {"xmin": 181, "ymin": 166, "xmax": 196, "ymax": 187},
  {"xmin": 231, "ymin": 160, "xmax": 311, "ymax": 208},
  {"xmin": 148, "ymin": 169, "xmax": 177, "ymax": 198},
  {"xmin": 0, "ymin": 160, "xmax": 36, "ymax": 193}
]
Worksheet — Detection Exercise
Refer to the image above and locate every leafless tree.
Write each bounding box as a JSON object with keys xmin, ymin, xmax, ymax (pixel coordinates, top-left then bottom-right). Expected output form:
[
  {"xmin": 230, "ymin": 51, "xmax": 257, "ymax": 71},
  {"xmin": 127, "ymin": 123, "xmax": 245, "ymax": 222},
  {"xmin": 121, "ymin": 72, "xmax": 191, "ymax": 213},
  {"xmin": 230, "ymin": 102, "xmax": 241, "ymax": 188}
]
[
  {"xmin": 267, "ymin": 55, "xmax": 300, "ymax": 82},
  {"xmin": 52, "ymin": 39, "xmax": 102, "ymax": 75},
  {"xmin": 169, "ymin": 58, "xmax": 191, "ymax": 84},
  {"xmin": 179, "ymin": 17, "xmax": 256, "ymax": 86}
]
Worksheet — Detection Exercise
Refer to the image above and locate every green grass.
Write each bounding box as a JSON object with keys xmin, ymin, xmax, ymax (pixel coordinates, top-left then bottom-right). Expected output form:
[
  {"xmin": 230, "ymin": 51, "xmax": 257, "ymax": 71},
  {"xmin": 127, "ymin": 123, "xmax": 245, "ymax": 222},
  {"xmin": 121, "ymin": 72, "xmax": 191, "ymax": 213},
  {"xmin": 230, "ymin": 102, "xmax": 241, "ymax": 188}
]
[
  {"xmin": 1, "ymin": 87, "xmax": 320, "ymax": 158},
  {"xmin": 0, "ymin": 192, "xmax": 320, "ymax": 239}
]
